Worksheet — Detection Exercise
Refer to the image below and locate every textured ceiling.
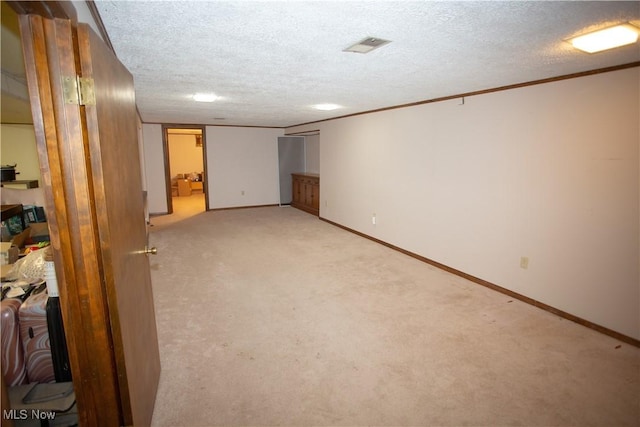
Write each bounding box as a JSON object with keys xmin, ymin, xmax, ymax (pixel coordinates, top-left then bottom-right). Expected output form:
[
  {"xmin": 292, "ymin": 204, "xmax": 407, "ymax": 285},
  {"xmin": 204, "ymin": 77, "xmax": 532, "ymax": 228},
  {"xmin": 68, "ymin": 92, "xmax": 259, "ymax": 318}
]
[{"xmin": 93, "ymin": 2, "xmax": 640, "ymax": 127}]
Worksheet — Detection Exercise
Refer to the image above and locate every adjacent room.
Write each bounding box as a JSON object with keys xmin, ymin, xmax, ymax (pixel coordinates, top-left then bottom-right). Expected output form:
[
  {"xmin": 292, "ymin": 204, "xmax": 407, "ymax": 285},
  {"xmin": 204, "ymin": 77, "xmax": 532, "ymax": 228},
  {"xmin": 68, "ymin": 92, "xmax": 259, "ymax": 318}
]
[
  {"xmin": 1, "ymin": 1, "xmax": 638, "ymax": 426},
  {"xmin": 165, "ymin": 127, "xmax": 207, "ymax": 218}
]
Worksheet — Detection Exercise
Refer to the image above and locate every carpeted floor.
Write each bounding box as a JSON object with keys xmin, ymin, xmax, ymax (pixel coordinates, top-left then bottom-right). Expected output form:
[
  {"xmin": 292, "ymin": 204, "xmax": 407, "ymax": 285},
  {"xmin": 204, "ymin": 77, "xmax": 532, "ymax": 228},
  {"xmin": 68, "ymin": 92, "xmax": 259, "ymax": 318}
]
[{"xmin": 148, "ymin": 199, "xmax": 639, "ymax": 426}]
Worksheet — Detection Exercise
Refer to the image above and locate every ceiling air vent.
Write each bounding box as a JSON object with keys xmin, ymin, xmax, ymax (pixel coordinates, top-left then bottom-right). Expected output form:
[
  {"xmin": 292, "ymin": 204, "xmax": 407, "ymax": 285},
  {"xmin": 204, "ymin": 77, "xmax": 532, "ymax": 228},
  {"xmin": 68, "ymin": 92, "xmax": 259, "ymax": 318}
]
[{"xmin": 343, "ymin": 37, "xmax": 391, "ymax": 54}]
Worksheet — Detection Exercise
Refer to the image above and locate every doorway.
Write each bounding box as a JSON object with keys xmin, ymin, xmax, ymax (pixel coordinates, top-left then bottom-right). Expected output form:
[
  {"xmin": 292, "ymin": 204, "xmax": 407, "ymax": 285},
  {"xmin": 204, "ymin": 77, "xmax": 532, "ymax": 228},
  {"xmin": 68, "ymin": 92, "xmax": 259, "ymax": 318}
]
[
  {"xmin": 162, "ymin": 125, "xmax": 208, "ymax": 218},
  {"xmin": 278, "ymin": 136, "xmax": 305, "ymax": 206},
  {"xmin": 279, "ymin": 131, "xmax": 320, "ymax": 207}
]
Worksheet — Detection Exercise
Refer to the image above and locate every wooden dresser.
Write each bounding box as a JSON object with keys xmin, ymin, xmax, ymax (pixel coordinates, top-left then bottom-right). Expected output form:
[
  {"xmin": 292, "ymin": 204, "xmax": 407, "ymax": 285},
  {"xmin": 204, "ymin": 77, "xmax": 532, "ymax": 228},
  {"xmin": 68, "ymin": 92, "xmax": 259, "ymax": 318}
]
[{"xmin": 291, "ymin": 173, "xmax": 320, "ymax": 216}]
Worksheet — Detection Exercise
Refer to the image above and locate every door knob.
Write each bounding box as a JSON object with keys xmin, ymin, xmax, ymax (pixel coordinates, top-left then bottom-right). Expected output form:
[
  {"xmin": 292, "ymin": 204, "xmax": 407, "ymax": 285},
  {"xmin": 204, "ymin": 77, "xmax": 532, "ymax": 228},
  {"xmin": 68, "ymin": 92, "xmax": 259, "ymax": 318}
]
[{"xmin": 144, "ymin": 246, "xmax": 158, "ymax": 255}]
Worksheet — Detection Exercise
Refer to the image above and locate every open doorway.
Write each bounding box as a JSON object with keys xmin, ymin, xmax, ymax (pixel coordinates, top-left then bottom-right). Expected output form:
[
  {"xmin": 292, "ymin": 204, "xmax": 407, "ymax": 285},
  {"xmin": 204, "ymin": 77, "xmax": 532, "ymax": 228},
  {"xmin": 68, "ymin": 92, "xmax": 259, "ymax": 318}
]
[
  {"xmin": 280, "ymin": 130, "xmax": 320, "ymax": 214},
  {"xmin": 162, "ymin": 125, "xmax": 208, "ymax": 218},
  {"xmin": 278, "ymin": 136, "xmax": 305, "ymax": 206}
]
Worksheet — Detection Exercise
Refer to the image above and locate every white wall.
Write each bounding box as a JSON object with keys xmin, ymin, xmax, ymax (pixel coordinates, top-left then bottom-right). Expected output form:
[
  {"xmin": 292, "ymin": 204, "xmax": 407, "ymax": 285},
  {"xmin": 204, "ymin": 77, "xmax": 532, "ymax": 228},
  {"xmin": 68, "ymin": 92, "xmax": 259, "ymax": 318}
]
[
  {"xmin": 0, "ymin": 124, "xmax": 41, "ymax": 185},
  {"xmin": 142, "ymin": 123, "xmax": 167, "ymax": 214},
  {"xmin": 206, "ymin": 126, "xmax": 284, "ymax": 209},
  {"xmin": 72, "ymin": 1, "xmax": 106, "ymax": 43},
  {"xmin": 305, "ymin": 134, "xmax": 320, "ymax": 174},
  {"xmin": 287, "ymin": 67, "xmax": 640, "ymax": 340},
  {"xmin": 141, "ymin": 124, "xmax": 284, "ymax": 214}
]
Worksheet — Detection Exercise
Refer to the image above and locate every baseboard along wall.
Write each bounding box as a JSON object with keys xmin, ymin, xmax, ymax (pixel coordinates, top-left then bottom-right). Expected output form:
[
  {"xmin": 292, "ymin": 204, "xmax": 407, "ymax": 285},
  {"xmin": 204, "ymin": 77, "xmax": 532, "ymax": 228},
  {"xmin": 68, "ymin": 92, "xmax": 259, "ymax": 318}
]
[{"xmin": 319, "ymin": 216, "xmax": 640, "ymax": 348}]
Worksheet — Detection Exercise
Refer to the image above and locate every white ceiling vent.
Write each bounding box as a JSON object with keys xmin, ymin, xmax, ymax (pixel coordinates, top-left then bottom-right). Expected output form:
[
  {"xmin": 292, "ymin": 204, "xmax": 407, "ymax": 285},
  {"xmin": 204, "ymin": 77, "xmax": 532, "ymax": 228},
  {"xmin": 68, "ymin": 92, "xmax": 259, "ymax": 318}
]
[{"xmin": 343, "ymin": 37, "xmax": 391, "ymax": 54}]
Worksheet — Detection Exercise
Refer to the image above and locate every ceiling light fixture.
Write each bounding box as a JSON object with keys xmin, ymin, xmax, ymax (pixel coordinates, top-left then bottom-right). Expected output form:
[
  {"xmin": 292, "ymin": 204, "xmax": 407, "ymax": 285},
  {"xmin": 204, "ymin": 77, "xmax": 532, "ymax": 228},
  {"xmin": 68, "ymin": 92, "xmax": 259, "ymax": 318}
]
[
  {"xmin": 193, "ymin": 93, "xmax": 217, "ymax": 102},
  {"xmin": 343, "ymin": 37, "xmax": 391, "ymax": 54},
  {"xmin": 569, "ymin": 23, "xmax": 639, "ymax": 53},
  {"xmin": 312, "ymin": 103, "xmax": 342, "ymax": 111}
]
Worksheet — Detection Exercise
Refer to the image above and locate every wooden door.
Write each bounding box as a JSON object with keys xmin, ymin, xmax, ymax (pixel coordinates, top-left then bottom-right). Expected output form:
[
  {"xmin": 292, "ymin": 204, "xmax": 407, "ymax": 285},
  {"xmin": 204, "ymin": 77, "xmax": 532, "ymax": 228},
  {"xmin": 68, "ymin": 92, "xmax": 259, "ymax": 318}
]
[
  {"xmin": 78, "ymin": 23, "xmax": 161, "ymax": 427},
  {"xmin": 18, "ymin": 12, "xmax": 160, "ymax": 427}
]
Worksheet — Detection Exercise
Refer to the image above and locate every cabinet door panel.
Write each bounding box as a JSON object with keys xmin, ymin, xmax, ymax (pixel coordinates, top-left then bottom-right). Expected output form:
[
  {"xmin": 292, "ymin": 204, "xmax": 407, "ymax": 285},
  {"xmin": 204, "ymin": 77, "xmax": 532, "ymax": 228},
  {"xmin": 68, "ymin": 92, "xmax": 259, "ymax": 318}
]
[
  {"xmin": 292, "ymin": 176, "xmax": 301, "ymax": 204},
  {"xmin": 290, "ymin": 174, "xmax": 319, "ymax": 216},
  {"xmin": 311, "ymin": 183, "xmax": 320, "ymax": 211}
]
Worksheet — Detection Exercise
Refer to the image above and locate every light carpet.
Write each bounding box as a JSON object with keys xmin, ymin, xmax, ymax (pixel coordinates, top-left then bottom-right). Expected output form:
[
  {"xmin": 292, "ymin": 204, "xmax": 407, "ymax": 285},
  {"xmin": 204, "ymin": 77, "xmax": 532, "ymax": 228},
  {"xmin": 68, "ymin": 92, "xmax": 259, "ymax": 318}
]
[{"xmin": 148, "ymin": 201, "xmax": 639, "ymax": 426}]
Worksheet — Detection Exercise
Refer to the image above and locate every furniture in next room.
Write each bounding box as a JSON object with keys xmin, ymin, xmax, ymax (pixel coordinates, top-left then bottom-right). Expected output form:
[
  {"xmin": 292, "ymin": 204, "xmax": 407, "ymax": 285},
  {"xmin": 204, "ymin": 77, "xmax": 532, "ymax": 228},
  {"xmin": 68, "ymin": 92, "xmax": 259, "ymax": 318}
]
[
  {"xmin": 171, "ymin": 173, "xmax": 205, "ymax": 197},
  {"xmin": 177, "ymin": 179, "xmax": 192, "ymax": 197},
  {"xmin": 291, "ymin": 173, "xmax": 320, "ymax": 216}
]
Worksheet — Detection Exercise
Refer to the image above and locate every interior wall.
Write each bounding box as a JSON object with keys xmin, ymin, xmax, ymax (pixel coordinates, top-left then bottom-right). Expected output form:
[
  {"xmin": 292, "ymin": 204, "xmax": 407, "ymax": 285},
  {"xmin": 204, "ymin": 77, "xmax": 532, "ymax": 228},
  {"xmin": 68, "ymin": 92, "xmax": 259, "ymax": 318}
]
[
  {"xmin": 305, "ymin": 134, "xmax": 320, "ymax": 174},
  {"xmin": 0, "ymin": 124, "xmax": 41, "ymax": 185},
  {"xmin": 168, "ymin": 134, "xmax": 203, "ymax": 178},
  {"xmin": 142, "ymin": 123, "xmax": 167, "ymax": 214},
  {"xmin": 71, "ymin": 1, "xmax": 106, "ymax": 43},
  {"xmin": 141, "ymin": 124, "xmax": 284, "ymax": 214},
  {"xmin": 206, "ymin": 126, "xmax": 284, "ymax": 209},
  {"xmin": 286, "ymin": 67, "xmax": 640, "ymax": 340}
]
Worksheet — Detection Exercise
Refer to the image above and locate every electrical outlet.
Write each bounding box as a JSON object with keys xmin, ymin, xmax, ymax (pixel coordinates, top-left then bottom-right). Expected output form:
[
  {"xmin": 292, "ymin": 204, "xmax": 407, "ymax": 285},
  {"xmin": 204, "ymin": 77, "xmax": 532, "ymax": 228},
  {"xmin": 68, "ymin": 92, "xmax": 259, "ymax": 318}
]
[
  {"xmin": 241, "ymin": 190, "xmax": 245, "ymax": 196},
  {"xmin": 520, "ymin": 256, "xmax": 529, "ymax": 269},
  {"xmin": 372, "ymin": 213, "xmax": 376, "ymax": 225}
]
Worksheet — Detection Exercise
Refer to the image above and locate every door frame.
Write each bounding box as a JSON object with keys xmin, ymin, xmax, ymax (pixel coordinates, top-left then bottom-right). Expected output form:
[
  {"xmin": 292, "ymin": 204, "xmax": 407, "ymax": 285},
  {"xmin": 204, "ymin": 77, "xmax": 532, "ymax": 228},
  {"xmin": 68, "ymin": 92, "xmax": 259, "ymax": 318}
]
[
  {"xmin": 162, "ymin": 123, "xmax": 209, "ymax": 213},
  {"xmin": 7, "ymin": 2, "xmax": 150, "ymax": 425}
]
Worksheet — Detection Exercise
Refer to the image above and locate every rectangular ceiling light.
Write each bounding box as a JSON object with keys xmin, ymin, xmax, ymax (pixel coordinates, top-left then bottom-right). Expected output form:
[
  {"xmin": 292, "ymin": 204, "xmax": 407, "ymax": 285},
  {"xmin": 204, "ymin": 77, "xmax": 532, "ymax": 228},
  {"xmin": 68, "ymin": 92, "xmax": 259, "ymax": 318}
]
[
  {"xmin": 343, "ymin": 37, "xmax": 391, "ymax": 54},
  {"xmin": 312, "ymin": 103, "xmax": 341, "ymax": 111},
  {"xmin": 569, "ymin": 24, "xmax": 639, "ymax": 53},
  {"xmin": 193, "ymin": 93, "xmax": 217, "ymax": 102}
]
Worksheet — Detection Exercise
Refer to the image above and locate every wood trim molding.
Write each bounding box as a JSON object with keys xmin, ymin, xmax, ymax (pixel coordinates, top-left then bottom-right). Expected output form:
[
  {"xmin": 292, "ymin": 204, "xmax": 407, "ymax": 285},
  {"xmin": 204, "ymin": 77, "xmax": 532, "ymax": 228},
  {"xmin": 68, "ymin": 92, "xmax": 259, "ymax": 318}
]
[
  {"xmin": 201, "ymin": 130, "xmax": 210, "ymax": 211},
  {"xmin": 161, "ymin": 125, "xmax": 173, "ymax": 215},
  {"xmin": 208, "ymin": 203, "xmax": 279, "ymax": 212},
  {"xmin": 288, "ymin": 62, "xmax": 640, "ymax": 129},
  {"xmin": 145, "ymin": 121, "xmax": 285, "ymax": 130},
  {"xmin": 161, "ymin": 123, "xmax": 207, "ymax": 130},
  {"xmin": 285, "ymin": 129, "xmax": 321, "ymax": 136},
  {"xmin": 319, "ymin": 216, "xmax": 640, "ymax": 348},
  {"xmin": 8, "ymin": 1, "xmax": 77, "ymax": 21}
]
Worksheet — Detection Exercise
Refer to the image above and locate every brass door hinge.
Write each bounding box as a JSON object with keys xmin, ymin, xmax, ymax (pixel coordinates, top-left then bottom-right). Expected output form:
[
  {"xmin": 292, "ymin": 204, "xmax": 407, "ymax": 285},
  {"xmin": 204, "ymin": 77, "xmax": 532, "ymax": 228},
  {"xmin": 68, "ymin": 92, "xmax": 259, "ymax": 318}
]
[{"xmin": 62, "ymin": 76, "xmax": 96, "ymax": 106}]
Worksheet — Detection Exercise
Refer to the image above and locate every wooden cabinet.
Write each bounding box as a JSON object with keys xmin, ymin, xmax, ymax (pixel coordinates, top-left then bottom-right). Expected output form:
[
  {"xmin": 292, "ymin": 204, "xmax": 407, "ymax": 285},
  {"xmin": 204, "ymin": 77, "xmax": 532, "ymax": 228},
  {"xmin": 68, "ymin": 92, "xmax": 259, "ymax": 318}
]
[
  {"xmin": 291, "ymin": 173, "xmax": 320, "ymax": 216},
  {"xmin": 177, "ymin": 179, "xmax": 192, "ymax": 196}
]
